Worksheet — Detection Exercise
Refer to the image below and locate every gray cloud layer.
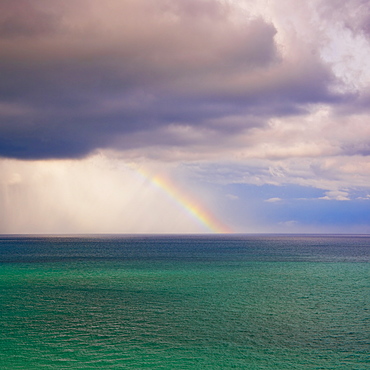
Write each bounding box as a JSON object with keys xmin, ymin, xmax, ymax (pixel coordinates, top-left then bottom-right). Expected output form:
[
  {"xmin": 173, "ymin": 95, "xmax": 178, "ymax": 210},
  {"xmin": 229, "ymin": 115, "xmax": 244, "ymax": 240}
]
[{"xmin": 0, "ymin": 0, "xmax": 366, "ymax": 160}]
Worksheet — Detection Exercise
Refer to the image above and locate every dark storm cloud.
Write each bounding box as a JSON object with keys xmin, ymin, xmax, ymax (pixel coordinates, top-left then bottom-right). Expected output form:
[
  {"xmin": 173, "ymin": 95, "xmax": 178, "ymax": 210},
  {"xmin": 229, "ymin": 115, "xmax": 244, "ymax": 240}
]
[
  {"xmin": 0, "ymin": 0, "xmax": 59, "ymax": 38},
  {"xmin": 0, "ymin": 0, "xmax": 347, "ymax": 159}
]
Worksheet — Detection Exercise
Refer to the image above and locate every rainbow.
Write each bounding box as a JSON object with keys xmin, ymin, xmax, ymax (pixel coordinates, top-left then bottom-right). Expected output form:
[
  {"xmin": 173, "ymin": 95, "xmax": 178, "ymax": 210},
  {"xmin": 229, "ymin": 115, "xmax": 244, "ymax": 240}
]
[{"xmin": 135, "ymin": 168, "xmax": 232, "ymax": 233}]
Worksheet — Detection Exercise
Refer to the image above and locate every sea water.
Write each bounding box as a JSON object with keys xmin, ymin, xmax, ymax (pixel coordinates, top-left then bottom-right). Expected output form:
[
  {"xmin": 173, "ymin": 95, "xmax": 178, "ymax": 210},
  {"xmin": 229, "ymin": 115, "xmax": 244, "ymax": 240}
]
[{"xmin": 0, "ymin": 235, "xmax": 369, "ymax": 369}]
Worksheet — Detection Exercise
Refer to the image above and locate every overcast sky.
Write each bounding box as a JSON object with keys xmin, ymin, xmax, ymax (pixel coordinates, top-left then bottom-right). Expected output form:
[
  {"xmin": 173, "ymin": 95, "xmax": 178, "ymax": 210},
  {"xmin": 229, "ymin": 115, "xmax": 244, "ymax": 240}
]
[{"xmin": 1, "ymin": 0, "xmax": 370, "ymax": 234}]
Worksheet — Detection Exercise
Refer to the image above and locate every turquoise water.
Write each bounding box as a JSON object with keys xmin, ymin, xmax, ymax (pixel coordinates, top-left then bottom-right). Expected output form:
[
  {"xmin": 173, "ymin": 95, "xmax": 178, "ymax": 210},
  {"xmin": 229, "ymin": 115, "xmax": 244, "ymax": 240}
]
[{"xmin": 0, "ymin": 235, "xmax": 369, "ymax": 369}]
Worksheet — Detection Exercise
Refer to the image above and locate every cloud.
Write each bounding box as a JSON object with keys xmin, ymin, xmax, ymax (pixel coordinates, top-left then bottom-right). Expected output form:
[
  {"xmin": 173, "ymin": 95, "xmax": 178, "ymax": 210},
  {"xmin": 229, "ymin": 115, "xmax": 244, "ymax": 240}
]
[
  {"xmin": 0, "ymin": 156, "xmax": 218, "ymax": 234},
  {"xmin": 265, "ymin": 197, "xmax": 282, "ymax": 203},
  {"xmin": 319, "ymin": 190, "xmax": 350, "ymax": 201},
  {"xmin": 0, "ymin": 0, "xmax": 60, "ymax": 38},
  {"xmin": 318, "ymin": 0, "xmax": 370, "ymax": 35},
  {"xmin": 0, "ymin": 0, "xmax": 348, "ymax": 160},
  {"xmin": 278, "ymin": 220, "xmax": 298, "ymax": 227},
  {"xmin": 226, "ymin": 194, "xmax": 239, "ymax": 201},
  {"xmin": 1, "ymin": 0, "xmax": 370, "ymax": 218},
  {"xmin": 357, "ymin": 195, "xmax": 370, "ymax": 200}
]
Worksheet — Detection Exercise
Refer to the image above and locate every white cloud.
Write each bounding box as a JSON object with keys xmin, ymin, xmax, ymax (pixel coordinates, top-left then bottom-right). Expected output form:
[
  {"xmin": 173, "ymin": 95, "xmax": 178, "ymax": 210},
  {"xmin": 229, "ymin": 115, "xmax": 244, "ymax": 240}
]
[
  {"xmin": 0, "ymin": 155, "xmax": 223, "ymax": 234},
  {"xmin": 357, "ymin": 195, "xmax": 370, "ymax": 200},
  {"xmin": 319, "ymin": 190, "xmax": 350, "ymax": 201},
  {"xmin": 278, "ymin": 220, "xmax": 298, "ymax": 227},
  {"xmin": 265, "ymin": 197, "xmax": 282, "ymax": 203}
]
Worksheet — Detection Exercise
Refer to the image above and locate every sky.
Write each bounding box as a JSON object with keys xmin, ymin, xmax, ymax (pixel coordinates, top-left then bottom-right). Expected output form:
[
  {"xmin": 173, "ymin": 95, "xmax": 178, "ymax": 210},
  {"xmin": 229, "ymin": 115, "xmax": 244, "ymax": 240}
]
[{"xmin": 1, "ymin": 0, "xmax": 370, "ymax": 234}]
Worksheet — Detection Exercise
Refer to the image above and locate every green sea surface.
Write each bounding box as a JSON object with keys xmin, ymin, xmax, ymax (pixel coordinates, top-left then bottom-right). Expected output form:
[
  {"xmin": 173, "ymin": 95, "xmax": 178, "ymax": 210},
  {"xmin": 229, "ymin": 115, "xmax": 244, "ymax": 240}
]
[{"xmin": 0, "ymin": 235, "xmax": 369, "ymax": 369}]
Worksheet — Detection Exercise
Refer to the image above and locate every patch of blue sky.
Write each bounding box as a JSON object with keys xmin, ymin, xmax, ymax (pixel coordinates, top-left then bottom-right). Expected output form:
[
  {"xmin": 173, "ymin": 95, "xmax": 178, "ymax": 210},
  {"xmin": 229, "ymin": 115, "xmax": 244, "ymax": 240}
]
[{"xmin": 223, "ymin": 183, "xmax": 370, "ymax": 233}]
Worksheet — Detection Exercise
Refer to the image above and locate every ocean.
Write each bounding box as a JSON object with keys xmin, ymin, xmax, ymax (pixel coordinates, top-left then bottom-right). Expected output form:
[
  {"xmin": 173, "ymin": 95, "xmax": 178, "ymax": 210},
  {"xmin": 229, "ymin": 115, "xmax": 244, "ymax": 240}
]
[{"xmin": 0, "ymin": 235, "xmax": 369, "ymax": 369}]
